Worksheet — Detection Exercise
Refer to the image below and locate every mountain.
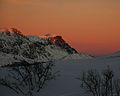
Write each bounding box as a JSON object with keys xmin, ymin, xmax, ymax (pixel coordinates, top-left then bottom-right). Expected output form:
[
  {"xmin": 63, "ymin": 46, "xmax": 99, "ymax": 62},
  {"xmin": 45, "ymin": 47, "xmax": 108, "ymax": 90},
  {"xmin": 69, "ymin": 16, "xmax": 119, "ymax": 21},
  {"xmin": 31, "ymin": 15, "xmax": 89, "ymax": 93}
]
[
  {"xmin": 105, "ymin": 51, "xmax": 120, "ymax": 58},
  {"xmin": 0, "ymin": 28, "xmax": 91, "ymax": 67},
  {"xmin": 110, "ymin": 51, "xmax": 120, "ymax": 57},
  {"xmin": 100, "ymin": 51, "xmax": 120, "ymax": 59}
]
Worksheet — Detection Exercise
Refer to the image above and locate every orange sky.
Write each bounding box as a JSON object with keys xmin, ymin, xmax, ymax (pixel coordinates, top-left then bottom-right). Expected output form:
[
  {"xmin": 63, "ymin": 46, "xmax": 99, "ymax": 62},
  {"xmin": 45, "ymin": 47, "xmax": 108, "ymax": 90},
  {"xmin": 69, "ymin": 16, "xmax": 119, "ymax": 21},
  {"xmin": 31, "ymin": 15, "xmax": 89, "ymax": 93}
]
[{"xmin": 0, "ymin": 0, "xmax": 120, "ymax": 56}]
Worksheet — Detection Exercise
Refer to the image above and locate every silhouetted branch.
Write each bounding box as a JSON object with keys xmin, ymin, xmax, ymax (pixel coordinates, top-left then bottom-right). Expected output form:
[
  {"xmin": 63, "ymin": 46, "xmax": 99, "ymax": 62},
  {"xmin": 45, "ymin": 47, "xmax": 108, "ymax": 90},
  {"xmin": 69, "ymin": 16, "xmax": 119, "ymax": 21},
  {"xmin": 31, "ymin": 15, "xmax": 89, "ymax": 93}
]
[
  {"xmin": 79, "ymin": 66, "xmax": 120, "ymax": 96},
  {"xmin": 0, "ymin": 60, "xmax": 54, "ymax": 96}
]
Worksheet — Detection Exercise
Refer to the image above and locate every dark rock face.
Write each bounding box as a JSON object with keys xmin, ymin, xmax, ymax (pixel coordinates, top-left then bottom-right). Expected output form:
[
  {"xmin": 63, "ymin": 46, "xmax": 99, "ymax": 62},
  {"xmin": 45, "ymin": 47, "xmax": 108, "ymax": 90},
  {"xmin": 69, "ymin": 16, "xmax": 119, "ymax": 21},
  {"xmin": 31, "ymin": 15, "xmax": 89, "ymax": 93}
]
[{"xmin": 49, "ymin": 36, "xmax": 78, "ymax": 54}]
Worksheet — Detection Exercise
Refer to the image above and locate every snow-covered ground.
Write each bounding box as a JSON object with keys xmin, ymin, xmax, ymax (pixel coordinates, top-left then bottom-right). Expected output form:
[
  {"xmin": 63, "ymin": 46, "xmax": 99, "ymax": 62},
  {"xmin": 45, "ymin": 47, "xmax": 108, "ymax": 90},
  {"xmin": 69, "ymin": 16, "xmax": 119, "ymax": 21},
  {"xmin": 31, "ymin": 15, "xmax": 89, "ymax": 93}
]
[{"xmin": 0, "ymin": 56, "xmax": 120, "ymax": 96}]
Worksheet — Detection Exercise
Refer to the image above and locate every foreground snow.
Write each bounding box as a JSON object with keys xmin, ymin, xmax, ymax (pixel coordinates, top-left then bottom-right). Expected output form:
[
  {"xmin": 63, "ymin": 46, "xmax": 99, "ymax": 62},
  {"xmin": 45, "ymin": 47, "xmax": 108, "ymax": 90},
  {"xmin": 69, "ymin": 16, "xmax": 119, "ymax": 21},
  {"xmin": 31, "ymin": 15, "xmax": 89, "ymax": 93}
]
[{"xmin": 0, "ymin": 56, "xmax": 120, "ymax": 96}]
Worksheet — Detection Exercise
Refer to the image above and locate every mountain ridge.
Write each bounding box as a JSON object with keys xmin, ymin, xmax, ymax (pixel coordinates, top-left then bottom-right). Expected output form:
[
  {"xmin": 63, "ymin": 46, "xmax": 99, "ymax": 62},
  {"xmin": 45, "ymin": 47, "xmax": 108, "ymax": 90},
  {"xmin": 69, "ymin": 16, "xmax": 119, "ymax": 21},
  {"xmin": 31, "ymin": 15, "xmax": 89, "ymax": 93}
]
[{"xmin": 0, "ymin": 28, "xmax": 92, "ymax": 67}]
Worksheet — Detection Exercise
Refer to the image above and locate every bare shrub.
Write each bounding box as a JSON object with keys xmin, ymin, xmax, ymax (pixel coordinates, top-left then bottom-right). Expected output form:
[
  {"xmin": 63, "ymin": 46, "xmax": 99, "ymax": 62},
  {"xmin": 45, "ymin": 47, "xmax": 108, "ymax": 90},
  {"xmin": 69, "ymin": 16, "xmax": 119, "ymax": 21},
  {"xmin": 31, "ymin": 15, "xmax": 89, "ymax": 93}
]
[
  {"xmin": 0, "ymin": 60, "xmax": 54, "ymax": 96},
  {"xmin": 79, "ymin": 67, "xmax": 120, "ymax": 96},
  {"xmin": 114, "ymin": 79, "xmax": 120, "ymax": 96}
]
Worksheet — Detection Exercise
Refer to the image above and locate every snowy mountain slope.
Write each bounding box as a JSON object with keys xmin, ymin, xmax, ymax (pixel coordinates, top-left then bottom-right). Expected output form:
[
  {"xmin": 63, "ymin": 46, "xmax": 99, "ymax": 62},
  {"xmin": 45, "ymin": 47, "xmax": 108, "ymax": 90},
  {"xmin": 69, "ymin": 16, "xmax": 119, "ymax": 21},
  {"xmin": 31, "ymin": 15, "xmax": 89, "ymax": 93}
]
[
  {"xmin": 28, "ymin": 35, "xmax": 92, "ymax": 60},
  {"xmin": 0, "ymin": 56, "xmax": 120, "ymax": 96},
  {"xmin": 0, "ymin": 28, "xmax": 91, "ymax": 66},
  {"xmin": 28, "ymin": 36, "xmax": 70, "ymax": 60},
  {"xmin": 64, "ymin": 53, "xmax": 91, "ymax": 60},
  {"xmin": 99, "ymin": 51, "xmax": 120, "ymax": 59},
  {"xmin": 108, "ymin": 51, "xmax": 120, "ymax": 57},
  {"xmin": 0, "ymin": 30, "xmax": 52, "ymax": 66}
]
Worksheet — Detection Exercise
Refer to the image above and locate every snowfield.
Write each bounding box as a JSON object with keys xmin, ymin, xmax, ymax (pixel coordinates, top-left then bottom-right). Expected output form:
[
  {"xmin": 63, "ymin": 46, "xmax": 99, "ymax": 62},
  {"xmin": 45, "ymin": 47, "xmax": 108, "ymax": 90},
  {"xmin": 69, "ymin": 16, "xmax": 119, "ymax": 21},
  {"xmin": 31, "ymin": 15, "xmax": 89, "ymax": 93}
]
[{"xmin": 0, "ymin": 56, "xmax": 120, "ymax": 96}]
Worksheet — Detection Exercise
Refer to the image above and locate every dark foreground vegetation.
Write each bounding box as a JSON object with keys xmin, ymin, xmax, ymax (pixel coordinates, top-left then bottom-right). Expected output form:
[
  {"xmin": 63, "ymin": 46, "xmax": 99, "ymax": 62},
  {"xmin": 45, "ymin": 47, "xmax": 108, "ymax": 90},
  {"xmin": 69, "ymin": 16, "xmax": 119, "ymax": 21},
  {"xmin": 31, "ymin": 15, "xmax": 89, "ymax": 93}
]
[
  {"xmin": 0, "ymin": 60, "xmax": 54, "ymax": 96},
  {"xmin": 79, "ymin": 66, "xmax": 120, "ymax": 96}
]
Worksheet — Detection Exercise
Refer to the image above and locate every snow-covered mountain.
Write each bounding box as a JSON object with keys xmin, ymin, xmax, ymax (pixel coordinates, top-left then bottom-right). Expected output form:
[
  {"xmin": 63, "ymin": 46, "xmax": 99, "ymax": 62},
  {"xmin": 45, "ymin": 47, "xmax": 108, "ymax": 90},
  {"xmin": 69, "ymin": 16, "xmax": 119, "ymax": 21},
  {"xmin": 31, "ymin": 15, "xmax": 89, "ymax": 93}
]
[
  {"xmin": 0, "ymin": 28, "xmax": 91, "ymax": 67},
  {"xmin": 109, "ymin": 51, "xmax": 120, "ymax": 57},
  {"xmin": 100, "ymin": 51, "xmax": 120, "ymax": 59}
]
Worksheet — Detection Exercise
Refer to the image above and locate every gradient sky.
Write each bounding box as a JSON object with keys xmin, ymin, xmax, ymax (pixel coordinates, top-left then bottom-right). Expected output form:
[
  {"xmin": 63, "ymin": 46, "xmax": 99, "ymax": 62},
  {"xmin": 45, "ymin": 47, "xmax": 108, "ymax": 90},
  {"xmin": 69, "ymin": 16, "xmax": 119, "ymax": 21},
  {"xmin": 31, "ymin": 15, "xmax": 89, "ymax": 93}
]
[{"xmin": 0, "ymin": 0, "xmax": 120, "ymax": 56}]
